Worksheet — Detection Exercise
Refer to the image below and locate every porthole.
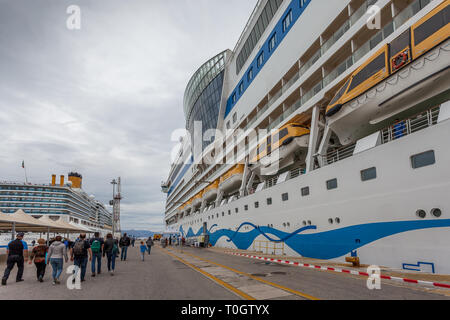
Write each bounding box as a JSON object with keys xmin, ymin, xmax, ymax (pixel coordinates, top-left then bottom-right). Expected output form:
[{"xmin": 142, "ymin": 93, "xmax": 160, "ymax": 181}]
[
  {"xmin": 416, "ymin": 209, "xmax": 426, "ymax": 219},
  {"xmin": 431, "ymin": 208, "xmax": 442, "ymax": 218},
  {"xmin": 307, "ymin": 220, "xmax": 312, "ymax": 225},
  {"xmin": 335, "ymin": 218, "xmax": 341, "ymax": 224},
  {"xmin": 302, "ymin": 221, "xmax": 307, "ymax": 226},
  {"xmin": 283, "ymin": 223, "xmax": 286, "ymax": 227},
  {"xmin": 328, "ymin": 218, "xmax": 334, "ymax": 224}
]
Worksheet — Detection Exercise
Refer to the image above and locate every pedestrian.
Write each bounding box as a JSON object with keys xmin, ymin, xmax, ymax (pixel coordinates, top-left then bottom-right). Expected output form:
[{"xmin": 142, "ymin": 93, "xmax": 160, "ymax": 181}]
[
  {"xmin": 47, "ymin": 235, "xmax": 68, "ymax": 285},
  {"xmin": 119, "ymin": 233, "xmax": 131, "ymax": 261},
  {"xmin": 139, "ymin": 241, "xmax": 147, "ymax": 261},
  {"xmin": 131, "ymin": 237, "xmax": 136, "ymax": 247},
  {"xmin": 103, "ymin": 233, "xmax": 119, "ymax": 276},
  {"xmin": 31, "ymin": 240, "xmax": 36, "ymax": 247},
  {"xmin": 1, "ymin": 232, "xmax": 28, "ymax": 286},
  {"xmin": 70, "ymin": 233, "xmax": 92, "ymax": 282},
  {"xmin": 89, "ymin": 232, "xmax": 104, "ymax": 277},
  {"xmin": 28, "ymin": 238, "xmax": 48, "ymax": 283},
  {"xmin": 146, "ymin": 237, "xmax": 153, "ymax": 255}
]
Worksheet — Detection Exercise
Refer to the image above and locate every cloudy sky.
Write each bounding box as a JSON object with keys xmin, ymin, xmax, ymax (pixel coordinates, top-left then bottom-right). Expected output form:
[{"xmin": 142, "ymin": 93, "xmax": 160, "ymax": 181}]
[{"xmin": 0, "ymin": 0, "xmax": 258, "ymax": 231}]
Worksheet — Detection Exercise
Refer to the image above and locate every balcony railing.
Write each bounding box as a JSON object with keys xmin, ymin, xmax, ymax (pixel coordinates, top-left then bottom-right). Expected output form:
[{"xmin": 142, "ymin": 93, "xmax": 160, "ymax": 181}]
[{"xmin": 321, "ymin": 105, "xmax": 442, "ymax": 166}]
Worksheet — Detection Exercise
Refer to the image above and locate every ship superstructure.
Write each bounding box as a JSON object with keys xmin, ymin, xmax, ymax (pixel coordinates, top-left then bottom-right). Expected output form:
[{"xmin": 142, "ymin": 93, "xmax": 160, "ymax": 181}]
[
  {"xmin": 163, "ymin": 0, "xmax": 450, "ymax": 273},
  {"xmin": 0, "ymin": 173, "xmax": 113, "ymax": 233}
]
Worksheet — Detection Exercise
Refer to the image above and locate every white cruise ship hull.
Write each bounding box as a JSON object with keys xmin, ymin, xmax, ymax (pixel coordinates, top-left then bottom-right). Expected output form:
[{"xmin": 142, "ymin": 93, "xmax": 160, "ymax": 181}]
[{"xmin": 178, "ymin": 118, "xmax": 450, "ymax": 274}]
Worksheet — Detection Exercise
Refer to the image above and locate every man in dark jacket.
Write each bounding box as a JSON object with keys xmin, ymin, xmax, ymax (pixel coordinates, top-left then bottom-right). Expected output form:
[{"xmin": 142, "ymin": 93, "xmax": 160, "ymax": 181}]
[
  {"xmin": 119, "ymin": 233, "xmax": 131, "ymax": 261},
  {"xmin": 2, "ymin": 233, "xmax": 29, "ymax": 285}
]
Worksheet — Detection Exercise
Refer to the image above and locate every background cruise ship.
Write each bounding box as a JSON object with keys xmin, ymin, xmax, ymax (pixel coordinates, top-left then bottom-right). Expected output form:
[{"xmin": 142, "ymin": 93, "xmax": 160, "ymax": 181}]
[
  {"xmin": 0, "ymin": 172, "xmax": 113, "ymax": 243},
  {"xmin": 162, "ymin": 0, "xmax": 450, "ymax": 274}
]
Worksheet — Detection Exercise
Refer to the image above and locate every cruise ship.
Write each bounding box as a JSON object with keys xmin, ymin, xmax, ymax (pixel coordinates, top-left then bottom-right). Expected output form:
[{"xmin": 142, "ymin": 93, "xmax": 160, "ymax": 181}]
[
  {"xmin": 162, "ymin": 0, "xmax": 450, "ymax": 274},
  {"xmin": 0, "ymin": 172, "xmax": 113, "ymax": 241}
]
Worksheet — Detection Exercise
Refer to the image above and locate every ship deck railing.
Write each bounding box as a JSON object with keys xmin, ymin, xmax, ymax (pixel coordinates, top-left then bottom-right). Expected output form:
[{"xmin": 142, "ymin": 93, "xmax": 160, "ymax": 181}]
[{"xmin": 321, "ymin": 105, "xmax": 442, "ymax": 166}]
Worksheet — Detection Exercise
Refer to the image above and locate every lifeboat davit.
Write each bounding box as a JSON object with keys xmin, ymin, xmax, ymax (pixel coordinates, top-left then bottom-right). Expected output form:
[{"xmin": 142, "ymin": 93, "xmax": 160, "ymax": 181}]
[
  {"xmin": 203, "ymin": 180, "xmax": 220, "ymax": 203},
  {"xmin": 219, "ymin": 164, "xmax": 244, "ymax": 194}
]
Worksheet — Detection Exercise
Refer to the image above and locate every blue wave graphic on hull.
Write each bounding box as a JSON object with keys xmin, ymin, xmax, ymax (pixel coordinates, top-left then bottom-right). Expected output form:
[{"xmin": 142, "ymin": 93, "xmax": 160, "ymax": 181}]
[{"xmin": 180, "ymin": 219, "xmax": 450, "ymax": 260}]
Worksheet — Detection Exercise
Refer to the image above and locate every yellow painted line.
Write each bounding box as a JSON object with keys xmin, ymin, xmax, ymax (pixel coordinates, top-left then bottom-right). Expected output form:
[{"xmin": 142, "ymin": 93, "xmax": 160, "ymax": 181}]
[
  {"xmin": 182, "ymin": 250, "xmax": 320, "ymax": 301},
  {"xmin": 159, "ymin": 247, "xmax": 255, "ymax": 300}
]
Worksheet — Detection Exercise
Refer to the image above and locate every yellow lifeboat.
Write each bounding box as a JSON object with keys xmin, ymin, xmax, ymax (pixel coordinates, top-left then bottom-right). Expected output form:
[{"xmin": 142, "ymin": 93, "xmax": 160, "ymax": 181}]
[
  {"xmin": 219, "ymin": 164, "xmax": 244, "ymax": 194},
  {"xmin": 192, "ymin": 190, "xmax": 204, "ymax": 211},
  {"xmin": 203, "ymin": 179, "xmax": 220, "ymax": 203}
]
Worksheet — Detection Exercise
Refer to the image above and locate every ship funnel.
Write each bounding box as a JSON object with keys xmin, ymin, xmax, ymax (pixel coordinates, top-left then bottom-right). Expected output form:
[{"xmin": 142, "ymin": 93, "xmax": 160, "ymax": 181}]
[
  {"xmin": 68, "ymin": 172, "xmax": 82, "ymax": 189},
  {"xmin": 51, "ymin": 174, "xmax": 56, "ymax": 186},
  {"xmin": 60, "ymin": 175, "xmax": 65, "ymax": 187}
]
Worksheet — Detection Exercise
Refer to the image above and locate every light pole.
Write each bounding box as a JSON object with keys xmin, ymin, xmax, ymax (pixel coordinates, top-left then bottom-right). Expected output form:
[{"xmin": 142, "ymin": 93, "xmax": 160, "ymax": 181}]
[{"xmin": 110, "ymin": 179, "xmax": 117, "ymax": 236}]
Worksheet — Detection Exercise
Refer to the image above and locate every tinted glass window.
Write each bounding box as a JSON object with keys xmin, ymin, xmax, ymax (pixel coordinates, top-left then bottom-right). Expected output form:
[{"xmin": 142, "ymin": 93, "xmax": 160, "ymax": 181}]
[
  {"xmin": 282, "ymin": 193, "xmax": 289, "ymax": 201},
  {"xmin": 348, "ymin": 52, "xmax": 386, "ymax": 93},
  {"xmin": 267, "ymin": 198, "xmax": 273, "ymax": 205},
  {"xmin": 273, "ymin": 128, "xmax": 289, "ymax": 143},
  {"xmin": 361, "ymin": 167, "xmax": 377, "ymax": 181},
  {"xmin": 329, "ymin": 79, "xmax": 350, "ymax": 106},
  {"xmin": 411, "ymin": 150, "xmax": 436, "ymax": 169},
  {"xmin": 414, "ymin": 9, "xmax": 446, "ymax": 45},
  {"xmin": 255, "ymin": 202, "xmax": 259, "ymax": 208},
  {"xmin": 301, "ymin": 187, "xmax": 310, "ymax": 197},
  {"xmin": 390, "ymin": 29, "xmax": 411, "ymax": 56},
  {"xmin": 327, "ymin": 179, "xmax": 338, "ymax": 190}
]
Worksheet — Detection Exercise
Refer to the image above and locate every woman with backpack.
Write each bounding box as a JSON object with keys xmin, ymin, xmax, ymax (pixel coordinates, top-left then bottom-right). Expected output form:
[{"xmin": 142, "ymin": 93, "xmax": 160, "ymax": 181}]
[
  {"xmin": 28, "ymin": 238, "xmax": 48, "ymax": 282},
  {"xmin": 103, "ymin": 233, "xmax": 119, "ymax": 276},
  {"xmin": 47, "ymin": 236, "xmax": 68, "ymax": 285}
]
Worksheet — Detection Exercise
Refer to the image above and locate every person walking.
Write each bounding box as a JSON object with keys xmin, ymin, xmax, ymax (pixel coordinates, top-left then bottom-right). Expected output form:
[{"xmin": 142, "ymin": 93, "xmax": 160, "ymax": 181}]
[
  {"xmin": 70, "ymin": 234, "xmax": 92, "ymax": 282},
  {"xmin": 139, "ymin": 241, "xmax": 147, "ymax": 261},
  {"xmin": 47, "ymin": 235, "xmax": 68, "ymax": 285},
  {"xmin": 145, "ymin": 237, "xmax": 154, "ymax": 255},
  {"xmin": 28, "ymin": 238, "xmax": 48, "ymax": 283},
  {"xmin": 89, "ymin": 232, "xmax": 104, "ymax": 277},
  {"xmin": 131, "ymin": 237, "xmax": 136, "ymax": 247},
  {"xmin": 103, "ymin": 233, "xmax": 119, "ymax": 276},
  {"xmin": 119, "ymin": 233, "xmax": 131, "ymax": 261},
  {"xmin": 1, "ymin": 232, "xmax": 28, "ymax": 286}
]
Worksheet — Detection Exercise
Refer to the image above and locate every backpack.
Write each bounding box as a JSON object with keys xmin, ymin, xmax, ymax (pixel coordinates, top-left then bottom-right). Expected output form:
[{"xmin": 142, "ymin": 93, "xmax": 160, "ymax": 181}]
[
  {"xmin": 91, "ymin": 239, "xmax": 101, "ymax": 253},
  {"xmin": 73, "ymin": 240, "xmax": 86, "ymax": 257},
  {"xmin": 112, "ymin": 242, "xmax": 119, "ymax": 254}
]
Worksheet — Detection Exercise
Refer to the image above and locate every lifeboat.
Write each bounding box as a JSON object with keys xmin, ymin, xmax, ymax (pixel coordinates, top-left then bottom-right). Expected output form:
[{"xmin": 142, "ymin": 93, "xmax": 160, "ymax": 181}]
[
  {"xmin": 325, "ymin": 4, "xmax": 450, "ymax": 145},
  {"xmin": 251, "ymin": 123, "xmax": 310, "ymax": 176},
  {"xmin": 203, "ymin": 179, "xmax": 220, "ymax": 203},
  {"xmin": 192, "ymin": 191, "xmax": 204, "ymax": 211},
  {"xmin": 184, "ymin": 199, "xmax": 193, "ymax": 216},
  {"xmin": 219, "ymin": 164, "xmax": 244, "ymax": 194}
]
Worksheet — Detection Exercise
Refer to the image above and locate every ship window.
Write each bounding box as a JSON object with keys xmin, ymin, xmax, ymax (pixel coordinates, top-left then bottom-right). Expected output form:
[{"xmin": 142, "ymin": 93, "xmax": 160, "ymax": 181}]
[
  {"xmin": 257, "ymin": 51, "xmax": 264, "ymax": 68},
  {"xmin": 255, "ymin": 202, "xmax": 259, "ymax": 208},
  {"xmin": 235, "ymin": 208, "xmax": 238, "ymax": 213},
  {"xmin": 326, "ymin": 179, "xmax": 338, "ymax": 190},
  {"xmin": 248, "ymin": 68, "xmax": 253, "ymax": 82},
  {"xmin": 361, "ymin": 167, "xmax": 377, "ymax": 181},
  {"xmin": 283, "ymin": 9, "xmax": 293, "ymax": 32},
  {"xmin": 267, "ymin": 198, "xmax": 272, "ymax": 205},
  {"xmin": 244, "ymin": 205, "xmax": 249, "ymax": 211},
  {"xmin": 414, "ymin": 8, "xmax": 447, "ymax": 46},
  {"xmin": 411, "ymin": 150, "xmax": 435, "ymax": 169},
  {"xmin": 348, "ymin": 52, "xmax": 386, "ymax": 93},
  {"xmin": 273, "ymin": 128, "xmax": 289, "ymax": 143},
  {"xmin": 329, "ymin": 78, "xmax": 351, "ymax": 106},
  {"xmin": 228, "ymin": 210, "xmax": 231, "ymax": 215},
  {"xmin": 233, "ymin": 112, "xmax": 238, "ymax": 123},
  {"xmin": 390, "ymin": 29, "xmax": 411, "ymax": 57},
  {"xmin": 232, "ymin": 93, "xmax": 236, "ymax": 104},
  {"xmin": 302, "ymin": 187, "xmax": 309, "ymax": 197},
  {"xmin": 269, "ymin": 33, "xmax": 277, "ymax": 52},
  {"xmin": 239, "ymin": 82, "xmax": 244, "ymax": 94},
  {"xmin": 282, "ymin": 193, "xmax": 289, "ymax": 201}
]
